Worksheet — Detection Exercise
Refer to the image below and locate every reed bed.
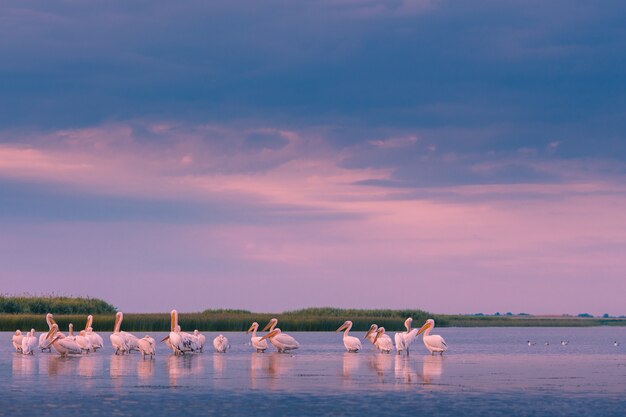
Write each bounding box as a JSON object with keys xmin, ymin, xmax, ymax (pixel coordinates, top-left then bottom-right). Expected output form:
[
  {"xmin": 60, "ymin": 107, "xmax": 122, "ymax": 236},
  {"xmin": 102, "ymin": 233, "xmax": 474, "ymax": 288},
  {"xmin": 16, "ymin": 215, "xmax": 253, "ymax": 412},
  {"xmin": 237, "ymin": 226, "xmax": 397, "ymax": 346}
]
[
  {"xmin": 0, "ymin": 295, "xmax": 115, "ymax": 315},
  {"xmin": 3, "ymin": 310, "xmax": 625, "ymax": 332}
]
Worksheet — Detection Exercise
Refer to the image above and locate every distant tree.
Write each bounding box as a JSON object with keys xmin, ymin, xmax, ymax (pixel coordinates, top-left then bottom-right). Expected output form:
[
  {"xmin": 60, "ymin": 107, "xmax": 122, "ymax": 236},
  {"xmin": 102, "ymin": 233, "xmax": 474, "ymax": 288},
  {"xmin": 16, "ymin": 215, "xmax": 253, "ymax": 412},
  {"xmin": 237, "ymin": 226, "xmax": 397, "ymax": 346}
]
[
  {"xmin": 577, "ymin": 313, "xmax": 594, "ymax": 318},
  {"xmin": 602, "ymin": 313, "xmax": 610, "ymax": 318},
  {"xmin": 505, "ymin": 312, "xmax": 513, "ymax": 316},
  {"xmin": 494, "ymin": 312, "xmax": 500, "ymax": 316}
]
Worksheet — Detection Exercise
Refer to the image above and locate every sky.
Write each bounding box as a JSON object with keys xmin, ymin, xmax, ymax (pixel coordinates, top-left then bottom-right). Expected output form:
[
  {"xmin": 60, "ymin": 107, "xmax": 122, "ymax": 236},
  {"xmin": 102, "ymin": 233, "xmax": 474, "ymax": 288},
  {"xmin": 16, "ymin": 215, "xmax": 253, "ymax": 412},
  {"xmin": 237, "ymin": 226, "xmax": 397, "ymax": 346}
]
[{"xmin": 1, "ymin": 0, "xmax": 626, "ymax": 315}]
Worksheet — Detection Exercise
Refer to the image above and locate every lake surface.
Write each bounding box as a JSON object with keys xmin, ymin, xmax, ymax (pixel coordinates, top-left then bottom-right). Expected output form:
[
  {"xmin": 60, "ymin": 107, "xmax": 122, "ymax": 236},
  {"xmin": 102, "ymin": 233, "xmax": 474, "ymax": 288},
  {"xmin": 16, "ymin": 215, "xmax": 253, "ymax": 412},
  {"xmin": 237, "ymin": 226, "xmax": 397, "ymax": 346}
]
[{"xmin": 3, "ymin": 327, "xmax": 626, "ymax": 416}]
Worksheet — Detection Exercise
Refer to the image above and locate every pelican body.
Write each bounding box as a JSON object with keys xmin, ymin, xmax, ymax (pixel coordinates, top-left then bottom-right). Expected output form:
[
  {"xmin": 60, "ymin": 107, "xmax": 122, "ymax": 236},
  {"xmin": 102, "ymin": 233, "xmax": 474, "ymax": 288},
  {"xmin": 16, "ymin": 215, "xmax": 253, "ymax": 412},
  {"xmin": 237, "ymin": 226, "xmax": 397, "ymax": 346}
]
[
  {"xmin": 213, "ymin": 335, "xmax": 230, "ymax": 353},
  {"xmin": 46, "ymin": 324, "xmax": 83, "ymax": 356},
  {"xmin": 260, "ymin": 328, "xmax": 299, "ymax": 353},
  {"xmin": 262, "ymin": 318, "xmax": 299, "ymax": 353},
  {"xmin": 85, "ymin": 315, "xmax": 104, "ymax": 351},
  {"xmin": 110, "ymin": 312, "xmax": 140, "ymax": 354},
  {"xmin": 417, "ymin": 319, "xmax": 447, "ymax": 354},
  {"xmin": 39, "ymin": 313, "xmax": 57, "ymax": 352},
  {"xmin": 373, "ymin": 327, "xmax": 393, "ymax": 353},
  {"xmin": 21, "ymin": 329, "xmax": 38, "ymax": 355},
  {"xmin": 337, "ymin": 320, "xmax": 361, "ymax": 353},
  {"xmin": 194, "ymin": 330, "xmax": 206, "ymax": 352},
  {"xmin": 247, "ymin": 322, "xmax": 268, "ymax": 353},
  {"xmin": 394, "ymin": 317, "xmax": 418, "ymax": 355},
  {"xmin": 12, "ymin": 330, "xmax": 23, "ymax": 353},
  {"xmin": 168, "ymin": 310, "xmax": 200, "ymax": 355},
  {"xmin": 137, "ymin": 336, "xmax": 156, "ymax": 358}
]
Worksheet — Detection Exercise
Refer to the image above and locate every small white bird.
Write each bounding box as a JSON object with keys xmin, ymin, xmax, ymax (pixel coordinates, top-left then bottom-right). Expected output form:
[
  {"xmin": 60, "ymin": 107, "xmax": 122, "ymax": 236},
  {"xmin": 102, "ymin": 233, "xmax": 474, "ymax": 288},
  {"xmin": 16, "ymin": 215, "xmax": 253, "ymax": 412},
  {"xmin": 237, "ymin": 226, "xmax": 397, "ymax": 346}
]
[
  {"xmin": 247, "ymin": 322, "xmax": 268, "ymax": 353},
  {"xmin": 527, "ymin": 340, "xmax": 536, "ymax": 346},
  {"xmin": 12, "ymin": 330, "xmax": 24, "ymax": 352},
  {"xmin": 373, "ymin": 327, "xmax": 393, "ymax": 353},
  {"xmin": 21, "ymin": 329, "xmax": 38, "ymax": 355},
  {"xmin": 213, "ymin": 334, "xmax": 229, "ymax": 353},
  {"xmin": 394, "ymin": 317, "xmax": 418, "ymax": 355},
  {"xmin": 544, "ymin": 341, "xmax": 550, "ymax": 346},
  {"xmin": 337, "ymin": 320, "xmax": 362, "ymax": 353},
  {"xmin": 561, "ymin": 340, "xmax": 569, "ymax": 346},
  {"xmin": 137, "ymin": 336, "xmax": 156, "ymax": 359},
  {"xmin": 614, "ymin": 341, "xmax": 620, "ymax": 347}
]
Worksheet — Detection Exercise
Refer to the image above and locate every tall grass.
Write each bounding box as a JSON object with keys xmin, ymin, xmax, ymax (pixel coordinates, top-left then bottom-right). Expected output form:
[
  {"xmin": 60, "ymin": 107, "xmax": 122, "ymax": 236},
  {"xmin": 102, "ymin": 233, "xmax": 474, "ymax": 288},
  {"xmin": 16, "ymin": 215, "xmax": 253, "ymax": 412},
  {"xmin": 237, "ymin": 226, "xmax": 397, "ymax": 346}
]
[
  {"xmin": 0, "ymin": 295, "xmax": 116, "ymax": 314},
  {"xmin": 3, "ymin": 309, "xmax": 625, "ymax": 332}
]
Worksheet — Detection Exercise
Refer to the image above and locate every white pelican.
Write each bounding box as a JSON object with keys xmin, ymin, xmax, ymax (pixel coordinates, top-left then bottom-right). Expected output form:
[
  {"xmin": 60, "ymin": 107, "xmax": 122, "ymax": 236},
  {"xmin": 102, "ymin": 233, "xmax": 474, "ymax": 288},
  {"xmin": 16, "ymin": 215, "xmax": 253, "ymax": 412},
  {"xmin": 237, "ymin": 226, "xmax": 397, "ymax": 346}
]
[
  {"xmin": 417, "ymin": 319, "xmax": 447, "ymax": 355},
  {"xmin": 614, "ymin": 341, "xmax": 620, "ymax": 347},
  {"xmin": 247, "ymin": 322, "xmax": 268, "ymax": 353},
  {"xmin": 39, "ymin": 313, "xmax": 58, "ymax": 352},
  {"xmin": 262, "ymin": 318, "xmax": 299, "ymax": 353},
  {"xmin": 561, "ymin": 340, "xmax": 569, "ymax": 346},
  {"xmin": 527, "ymin": 340, "xmax": 536, "ymax": 346},
  {"xmin": 168, "ymin": 310, "xmax": 200, "ymax": 355},
  {"xmin": 75, "ymin": 330, "xmax": 93, "ymax": 353},
  {"xmin": 137, "ymin": 336, "xmax": 156, "ymax": 359},
  {"xmin": 394, "ymin": 317, "xmax": 418, "ymax": 355},
  {"xmin": 110, "ymin": 312, "xmax": 140, "ymax": 354},
  {"xmin": 194, "ymin": 330, "xmax": 206, "ymax": 352},
  {"xmin": 84, "ymin": 315, "xmax": 104, "ymax": 351},
  {"xmin": 46, "ymin": 324, "xmax": 83, "ymax": 356},
  {"xmin": 336, "ymin": 321, "xmax": 361, "ymax": 353},
  {"xmin": 364, "ymin": 324, "xmax": 379, "ymax": 347},
  {"xmin": 12, "ymin": 330, "xmax": 24, "ymax": 352},
  {"xmin": 260, "ymin": 328, "xmax": 299, "ymax": 353},
  {"xmin": 373, "ymin": 327, "xmax": 393, "ymax": 353},
  {"xmin": 213, "ymin": 334, "xmax": 230, "ymax": 353},
  {"xmin": 21, "ymin": 329, "xmax": 38, "ymax": 355}
]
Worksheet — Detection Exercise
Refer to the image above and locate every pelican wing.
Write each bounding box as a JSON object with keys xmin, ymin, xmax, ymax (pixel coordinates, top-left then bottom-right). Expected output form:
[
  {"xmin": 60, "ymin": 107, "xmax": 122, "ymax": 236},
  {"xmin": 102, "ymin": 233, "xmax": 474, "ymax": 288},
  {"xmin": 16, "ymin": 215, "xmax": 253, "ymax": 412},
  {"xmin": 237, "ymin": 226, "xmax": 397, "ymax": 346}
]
[
  {"xmin": 343, "ymin": 335, "xmax": 362, "ymax": 352},
  {"xmin": 274, "ymin": 333, "xmax": 299, "ymax": 350}
]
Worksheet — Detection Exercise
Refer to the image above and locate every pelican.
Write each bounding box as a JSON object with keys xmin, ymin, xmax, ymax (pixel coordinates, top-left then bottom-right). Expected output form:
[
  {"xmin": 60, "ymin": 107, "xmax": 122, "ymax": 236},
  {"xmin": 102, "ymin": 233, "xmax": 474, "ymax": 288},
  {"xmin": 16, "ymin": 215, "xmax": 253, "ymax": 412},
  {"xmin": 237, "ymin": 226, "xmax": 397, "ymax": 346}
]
[
  {"xmin": 84, "ymin": 315, "xmax": 104, "ymax": 351},
  {"xmin": 168, "ymin": 310, "xmax": 200, "ymax": 355},
  {"xmin": 21, "ymin": 329, "xmax": 38, "ymax": 355},
  {"xmin": 213, "ymin": 335, "xmax": 230, "ymax": 353},
  {"xmin": 614, "ymin": 341, "xmax": 620, "ymax": 347},
  {"xmin": 260, "ymin": 328, "xmax": 299, "ymax": 353},
  {"xmin": 373, "ymin": 327, "xmax": 393, "ymax": 353},
  {"xmin": 137, "ymin": 336, "xmax": 156, "ymax": 359},
  {"xmin": 336, "ymin": 320, "xmax": 361, "ymax": 353},
  {"xmin": 194, "ymin": 330, "xmax": 206, "ymax": 352},
  {"xmin": 527, "ymin": 340, "xmax": 536, "ymax": 346},
  {"xmin": 12, "ymin": 330, "xmax": 24, "ymax": 352},
  {"xmin": 46, "ymin": 324, "xmax": 83, "ymax": 356},
  {"xmin": 364, "ymin": 324, "xmax": 379, "ymax": 346},
  {"xmin": 75, "ymin": 330, "xmax": 93, "ymax": 353},
  {"xmin": 39, "ymin": 313, "xmax": 58, "ymax": 352},
  {"xmin": 110, "ymin": 312, "xmax": 140, "ymax": 354},
  {"xmin": 394, "ymin": 317, "xmax": 419, "ymax": 355},
  {"xmin": 561, "ymin": 340, "xmax": 569, "ymax": 346},
  {"xmin": 247, "ymin": 322, "xmax": 268, "ymax": 353},
  {"xmin": 262, "ymin": 318, "xmax": 279, "ymax": 333},
  {"xmin": 417, "ymin": 319, "xmax": 447, "ymax": 355}
]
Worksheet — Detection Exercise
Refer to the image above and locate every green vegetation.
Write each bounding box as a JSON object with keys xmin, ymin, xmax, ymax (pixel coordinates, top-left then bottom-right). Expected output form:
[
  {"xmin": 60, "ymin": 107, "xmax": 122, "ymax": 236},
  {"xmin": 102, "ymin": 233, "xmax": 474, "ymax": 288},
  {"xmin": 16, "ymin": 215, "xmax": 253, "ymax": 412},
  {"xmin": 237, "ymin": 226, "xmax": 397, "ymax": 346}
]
[
  {"xmin": 3, "ymin": 304, "xmax": 626, "ymax": 332},
  {"xmin": 0, "ymin": 295, "xmax": 116, "ymax": 315}
]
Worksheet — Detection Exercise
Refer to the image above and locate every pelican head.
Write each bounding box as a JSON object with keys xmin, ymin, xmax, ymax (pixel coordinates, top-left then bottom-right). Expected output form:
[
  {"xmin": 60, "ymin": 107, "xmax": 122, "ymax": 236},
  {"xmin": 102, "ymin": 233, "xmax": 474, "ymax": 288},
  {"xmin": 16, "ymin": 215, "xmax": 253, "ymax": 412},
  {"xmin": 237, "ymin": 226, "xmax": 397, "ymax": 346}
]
[
  {"xmin": 85, "ymin": 315, "xmax": 93, "ymax": 330},
  {"xmin": 194, "ymin": 330, "xmax": 199, "ymax": 336},
  {"xmin": 374, "ymin": 327, "xmax": 386, "ymax": 343},
  {"xmin": 417, "ymin": 319, "xmax": 435, "ymax": 336},
  {"xmin": 336, "ymin": 321, "xmax": 352, "ymax": 332},
  {"xmin": 364, "ymin": 323, "xmax": 378, "ymax": 339},
  {"xmin": 46, "ymin": 323, "xmax": 60, "ymax": 341},
  {"xmin": 15, "ymin": 330, "xmax": 21, "ymax": 336},
  {"xmin": 113, "ymin": 312, "xmax": 124, "ymax": 332},
  {"xmin": 247, "ymin": 322, "xmax": 259, "ymax": 333},
  {"xmin": 260, "ymin": 328, "xmax": 281, "ymax": 341},
  {"xmin": 79, "ymin": 330, "xmax": 86, "ymax": 336},
  {"xmin": 46, "ymin": 313, "xmax": 55, "ymax": 327},
  {"xmin": 262, "ymin": 318, "xmax": 278, "ymax": 332},
  {"xmin": 404, "ymin": 317, "xmax": 413, "ymax": 330}
]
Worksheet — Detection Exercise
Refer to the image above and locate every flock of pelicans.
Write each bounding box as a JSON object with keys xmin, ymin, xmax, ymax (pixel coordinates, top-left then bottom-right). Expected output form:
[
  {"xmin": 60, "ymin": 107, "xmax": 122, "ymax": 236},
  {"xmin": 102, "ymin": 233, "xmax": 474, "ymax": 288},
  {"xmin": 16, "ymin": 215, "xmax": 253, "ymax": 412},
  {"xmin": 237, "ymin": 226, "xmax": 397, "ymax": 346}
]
[{"xmin": 10, "ymin": 310, "xmax": 447, "ymax": 357}]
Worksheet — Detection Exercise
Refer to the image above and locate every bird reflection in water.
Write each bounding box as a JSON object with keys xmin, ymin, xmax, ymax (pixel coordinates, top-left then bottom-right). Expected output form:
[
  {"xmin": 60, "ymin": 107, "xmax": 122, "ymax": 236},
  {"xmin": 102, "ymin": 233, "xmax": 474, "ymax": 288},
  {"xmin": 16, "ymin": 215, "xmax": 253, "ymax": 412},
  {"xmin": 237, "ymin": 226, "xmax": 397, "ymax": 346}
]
[
  {"xmin": 341, "ymin": 352, "xmax": 361, "ymax": 388},
  {"xmin": 110, "ymin": 354, "xmax": 134, "ymax": 391},
  {"xmin": 368, "ymin": 353, "xmax": 394, "ymax": 383},
  {"xmin": 77, "ymin": 354, "xmax": 102, "ymax": 388},
  {"xmin": 137, "ymin": 357, "xmax": 154, "ymax": 382},
  {"xmin": 421, "ymin": 354, "xmax": 444, "ymax": 384},
  {"xmin": 394, "ymin": 355, "xmax": 419, "ymax": 385},
  {"xmin": 249, "ymin": 352, "xmax": 294, "ymax": 390},
  {"xmin": 167, "ymin": 353, "xmax": 204, "ymax": 386},
  {"xmin": 12, "ymin": 354, "xmax": 36, "ymax": 376},
  {"xmin": 44, "ymin": 355, "xmax": 80, "ymax": 377}
]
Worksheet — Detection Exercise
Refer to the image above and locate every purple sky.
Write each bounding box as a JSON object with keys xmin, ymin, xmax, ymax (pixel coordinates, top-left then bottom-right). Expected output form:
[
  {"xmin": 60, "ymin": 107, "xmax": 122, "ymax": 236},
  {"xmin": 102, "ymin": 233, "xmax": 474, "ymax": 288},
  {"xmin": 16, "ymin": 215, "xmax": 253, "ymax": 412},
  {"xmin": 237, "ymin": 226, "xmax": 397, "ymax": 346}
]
[{"xmin": 1, "ymin": 1, "xmax": 626, "ymax": 314}]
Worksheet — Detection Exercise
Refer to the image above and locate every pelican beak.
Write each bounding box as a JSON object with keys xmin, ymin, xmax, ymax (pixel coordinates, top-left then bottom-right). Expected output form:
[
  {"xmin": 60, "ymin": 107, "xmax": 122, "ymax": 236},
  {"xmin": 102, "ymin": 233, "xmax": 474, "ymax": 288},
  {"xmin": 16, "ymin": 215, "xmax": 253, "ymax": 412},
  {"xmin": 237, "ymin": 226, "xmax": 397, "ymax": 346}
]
[
  {"xmin": 170, "ymin": 313, "xmax": 176, "ymax": 332},
  {"xmin": 46, "ymin": 327, "xmax": 56, "ymax": 341},
  {"xmin": 374, "ymin": 330, "xmax": 381, "ymax": 343},
  {"xmin": 260, "ymin": 329, "xmax": 278, "ymax": 341},
  {"xmin": 364, "ymin": 329, "xmax": 373, "ymax": 339},
  {"xmin": 161, "ymin": 336, "xmax": 170, "ymax": 343},
  {"xmin": 417, "ymin": 322, "xmax": 431, "ymax": 336},
  {"xmin": 246, "ymin": 324, "xmax": 255, "ymax": 333},
  {"xmin": 262, "ymin": 321, "xmax": 273, "ymax": 331},
  {"xmin": 336, "ymin": 323, "xmax": 347, "ymax": 332}
]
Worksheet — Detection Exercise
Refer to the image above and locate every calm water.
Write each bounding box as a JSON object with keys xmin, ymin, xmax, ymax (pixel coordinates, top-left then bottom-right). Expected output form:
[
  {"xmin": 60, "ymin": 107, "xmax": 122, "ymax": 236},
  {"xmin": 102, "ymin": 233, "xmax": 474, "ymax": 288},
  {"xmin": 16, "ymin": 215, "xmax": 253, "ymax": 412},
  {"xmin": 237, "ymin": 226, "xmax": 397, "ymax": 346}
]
[{"xmin": 3, "ymin": 327, "xmax": 626, "ymax": 416}]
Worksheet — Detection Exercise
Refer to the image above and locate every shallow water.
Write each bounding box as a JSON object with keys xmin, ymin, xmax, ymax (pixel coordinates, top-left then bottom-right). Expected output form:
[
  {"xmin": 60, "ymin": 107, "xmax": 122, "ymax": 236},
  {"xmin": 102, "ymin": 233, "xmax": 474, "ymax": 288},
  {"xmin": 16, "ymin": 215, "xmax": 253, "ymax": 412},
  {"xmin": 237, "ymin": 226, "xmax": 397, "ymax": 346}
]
[{"xmin": 3, "ymin": 327, "xmax": 626, "ymax": 416}]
